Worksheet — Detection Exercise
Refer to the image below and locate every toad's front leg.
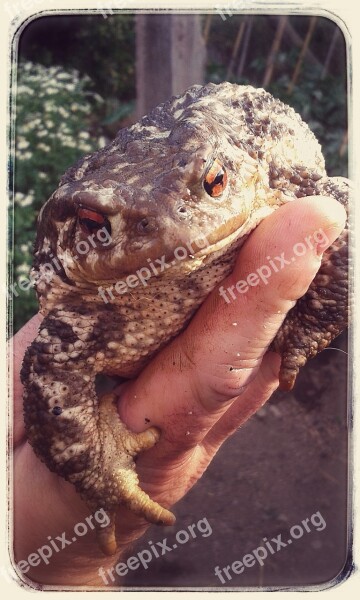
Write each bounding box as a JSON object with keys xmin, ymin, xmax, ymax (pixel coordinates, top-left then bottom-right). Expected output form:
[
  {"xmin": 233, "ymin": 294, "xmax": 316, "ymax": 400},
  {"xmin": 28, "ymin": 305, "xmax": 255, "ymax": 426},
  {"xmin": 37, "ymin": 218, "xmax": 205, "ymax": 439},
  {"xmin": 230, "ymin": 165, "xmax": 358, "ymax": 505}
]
[{"xmin": 21, "ymin": 310, "xmax": 175, "ymax": 555}]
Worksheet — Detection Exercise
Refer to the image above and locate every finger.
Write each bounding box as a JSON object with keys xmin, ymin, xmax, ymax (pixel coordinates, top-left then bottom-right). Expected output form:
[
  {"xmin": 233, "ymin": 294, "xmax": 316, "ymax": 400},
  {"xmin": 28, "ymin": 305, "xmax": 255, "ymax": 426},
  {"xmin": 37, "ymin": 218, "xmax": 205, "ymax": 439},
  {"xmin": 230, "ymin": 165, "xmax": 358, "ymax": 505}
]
[
  {"xmin": 118, "ymin": 196, "xmax": 346, "ymax": 450},
  {"xmin": 202, "ymin": 352, "xmax": 281, "ymax": 454}
]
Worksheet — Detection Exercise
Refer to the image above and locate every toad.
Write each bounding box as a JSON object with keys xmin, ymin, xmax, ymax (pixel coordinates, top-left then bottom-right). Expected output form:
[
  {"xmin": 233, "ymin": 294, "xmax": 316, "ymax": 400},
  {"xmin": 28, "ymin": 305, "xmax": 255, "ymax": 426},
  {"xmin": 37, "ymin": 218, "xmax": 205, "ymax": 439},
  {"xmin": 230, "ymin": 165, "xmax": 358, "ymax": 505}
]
[{"xmin": 21, "ymin": 82, "xmax": 349, "ymax": 555}]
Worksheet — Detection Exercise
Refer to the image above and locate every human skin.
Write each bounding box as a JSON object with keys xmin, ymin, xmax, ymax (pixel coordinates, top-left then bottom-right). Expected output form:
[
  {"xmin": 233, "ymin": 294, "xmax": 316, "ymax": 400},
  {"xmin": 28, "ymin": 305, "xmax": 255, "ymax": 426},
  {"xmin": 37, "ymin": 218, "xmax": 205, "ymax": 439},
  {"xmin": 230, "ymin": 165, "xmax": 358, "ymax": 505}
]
[{"xmin": 12, "ymin": 196, "xmax": 346, "ymax": 587}]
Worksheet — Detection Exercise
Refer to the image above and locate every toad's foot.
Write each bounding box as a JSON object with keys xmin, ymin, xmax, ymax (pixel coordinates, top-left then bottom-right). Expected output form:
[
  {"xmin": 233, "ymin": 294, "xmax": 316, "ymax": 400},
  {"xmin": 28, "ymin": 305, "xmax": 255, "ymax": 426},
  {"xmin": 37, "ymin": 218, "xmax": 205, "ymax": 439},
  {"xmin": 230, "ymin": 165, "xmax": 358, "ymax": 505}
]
[
  {"xmin": 273, "ymin": 232, "xmax": 348, "ymax": 391},
  {"xmin": 273, "ymin": 224, "xmax": 348, "ymax": 388},
  {"xmin": 22, "ymin": 312, "xmax": 175, "ymax": 557},
  {"xmin": 272, "ymin": 178, "xmax": 349, "ymax": 390},
  {"xmin": 85, "ymin": 393, "xmax": 175, "ymax": 555}
]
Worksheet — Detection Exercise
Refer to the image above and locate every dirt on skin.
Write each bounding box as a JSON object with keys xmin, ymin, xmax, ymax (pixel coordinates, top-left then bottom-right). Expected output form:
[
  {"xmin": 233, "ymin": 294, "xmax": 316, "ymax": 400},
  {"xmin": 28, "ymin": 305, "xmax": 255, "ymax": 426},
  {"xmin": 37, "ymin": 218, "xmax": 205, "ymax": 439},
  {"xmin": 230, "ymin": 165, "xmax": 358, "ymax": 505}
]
[{"xmin": 122, "ymin": 332, "xmax": 350, "ymax": 590}]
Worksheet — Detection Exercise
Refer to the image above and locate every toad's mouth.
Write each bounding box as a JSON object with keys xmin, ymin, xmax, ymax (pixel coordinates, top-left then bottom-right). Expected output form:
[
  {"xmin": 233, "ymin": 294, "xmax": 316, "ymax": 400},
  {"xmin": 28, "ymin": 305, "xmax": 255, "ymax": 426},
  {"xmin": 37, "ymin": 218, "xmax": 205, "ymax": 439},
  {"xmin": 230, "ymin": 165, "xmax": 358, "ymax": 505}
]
[
  {"xmin": 62, "ymin": 200, "xmax": 279, "ymax": 289},
  {"xmin": 166, "ymin": 203, "xmax": 278, "ymax": 275}
]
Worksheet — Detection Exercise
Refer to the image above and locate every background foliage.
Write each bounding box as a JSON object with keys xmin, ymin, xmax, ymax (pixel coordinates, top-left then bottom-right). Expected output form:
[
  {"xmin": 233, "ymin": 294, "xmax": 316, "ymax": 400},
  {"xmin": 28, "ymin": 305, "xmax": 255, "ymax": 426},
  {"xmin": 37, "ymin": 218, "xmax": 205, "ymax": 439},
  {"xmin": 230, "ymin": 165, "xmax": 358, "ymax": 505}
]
[
  {"xmin": 11, "ymin": 62, "xmax": 106, "ymax": 330},
  {"xmin": 11, "ymin": 14, "xmax": 348, "ymax": 332}
]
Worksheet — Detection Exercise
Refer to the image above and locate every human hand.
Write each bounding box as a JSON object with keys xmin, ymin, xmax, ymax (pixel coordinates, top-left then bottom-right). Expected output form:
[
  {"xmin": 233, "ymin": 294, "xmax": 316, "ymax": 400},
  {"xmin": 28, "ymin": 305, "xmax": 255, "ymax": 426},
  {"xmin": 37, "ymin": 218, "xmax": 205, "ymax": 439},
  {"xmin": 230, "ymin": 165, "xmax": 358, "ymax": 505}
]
[{"xmin": 13, "ymin": 195, "xmax": 346, "ymax": 586}]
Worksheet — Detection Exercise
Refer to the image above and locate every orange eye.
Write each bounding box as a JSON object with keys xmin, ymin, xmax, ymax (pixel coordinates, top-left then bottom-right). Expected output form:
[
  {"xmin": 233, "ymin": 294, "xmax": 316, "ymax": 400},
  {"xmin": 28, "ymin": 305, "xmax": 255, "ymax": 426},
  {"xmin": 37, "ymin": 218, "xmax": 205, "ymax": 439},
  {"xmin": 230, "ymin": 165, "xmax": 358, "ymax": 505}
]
[{"xmin": 203, "ymin": 160, "xmax": 228, "ymax": 197}]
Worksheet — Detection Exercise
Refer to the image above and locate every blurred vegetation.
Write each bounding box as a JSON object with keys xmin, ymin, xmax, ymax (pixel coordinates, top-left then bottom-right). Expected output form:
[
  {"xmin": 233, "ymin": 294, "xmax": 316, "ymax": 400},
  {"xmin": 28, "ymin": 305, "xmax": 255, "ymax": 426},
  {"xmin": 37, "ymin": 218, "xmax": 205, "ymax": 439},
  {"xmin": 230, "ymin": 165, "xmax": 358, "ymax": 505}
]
[
  {"xmin": 205, "ymin": 15, "xmax": 348, "ymax": 176},
  {"xmin": 11, "ymin": 13, "xmax": 348, "ymax": 332},
  {"xmin": 19, "ymin": 15, "xmax": 135, "ymax": 100},
  {"xmin": 11, "ymin": 62, "xmax": 106, "ymax": 331}
]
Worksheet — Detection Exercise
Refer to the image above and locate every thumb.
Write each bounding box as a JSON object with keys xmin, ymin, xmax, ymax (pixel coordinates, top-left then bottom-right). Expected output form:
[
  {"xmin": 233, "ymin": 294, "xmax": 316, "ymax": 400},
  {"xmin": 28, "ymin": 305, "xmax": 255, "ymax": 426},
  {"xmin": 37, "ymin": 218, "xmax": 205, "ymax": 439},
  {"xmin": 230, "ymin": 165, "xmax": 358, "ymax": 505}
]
[{"xmin": 118, "ymin": 196, "xmax": 346, "ymax": 447}]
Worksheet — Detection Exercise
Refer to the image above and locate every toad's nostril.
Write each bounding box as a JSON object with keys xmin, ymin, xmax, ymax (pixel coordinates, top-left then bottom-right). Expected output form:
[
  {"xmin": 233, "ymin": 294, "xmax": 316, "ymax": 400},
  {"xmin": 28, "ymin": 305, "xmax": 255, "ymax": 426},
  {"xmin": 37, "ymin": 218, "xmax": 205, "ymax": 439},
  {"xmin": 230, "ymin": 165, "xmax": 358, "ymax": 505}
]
[
  {"xmin": 137, "ymin": 217, "xmax": 157, "ymax": 234},
  {"xmin": 177, "ymin": 205, "xmax": 188, "ymax": 219}
]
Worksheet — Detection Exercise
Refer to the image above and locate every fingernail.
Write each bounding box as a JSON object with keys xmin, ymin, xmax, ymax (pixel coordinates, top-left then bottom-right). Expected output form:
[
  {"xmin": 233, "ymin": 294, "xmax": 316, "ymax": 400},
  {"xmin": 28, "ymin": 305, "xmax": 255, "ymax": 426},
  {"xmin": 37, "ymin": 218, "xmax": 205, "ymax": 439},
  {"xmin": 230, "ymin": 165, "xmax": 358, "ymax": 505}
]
[{"xmin": 318, "ymin": 200, "xmax": 347, "ymax": 254}]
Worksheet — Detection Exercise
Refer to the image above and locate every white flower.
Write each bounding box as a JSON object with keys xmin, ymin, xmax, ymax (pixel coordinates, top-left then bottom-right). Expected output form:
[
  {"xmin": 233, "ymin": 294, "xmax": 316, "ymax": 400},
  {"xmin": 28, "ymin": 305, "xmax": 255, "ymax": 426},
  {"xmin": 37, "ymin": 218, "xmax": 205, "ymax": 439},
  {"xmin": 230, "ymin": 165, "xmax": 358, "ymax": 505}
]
[
  {"xmin": 15, "ymin": 190, "xmax": 34, "ymax": 207},
  {"xmin": 44, "ymin": 101, "xmax": 55, "ymax": 112},
  {"xmin": 17, "ymin": 264, "xmax": 31, "ymax": 275},
  {"xmin": 58, "ymin": 107, "xmax": 69, "ymax": 118},
  {"xmin": 16, "ymin": 62, "xmax": 105, "ymax": 175},
  {"xmin": 17, "ymin": 139, "xmax": 29, "ymax": 150},
  {"xmin": 93, "ymin": 93, "xmax": 104, "ymax": 104},
  {"xmin": 98, "ymin": 136, "xmax": 107, "ymax": 148},
  {"xmin": 15, "ymin": 192, "xmax": 25, "ymax": 203},
  {"xmin": 56, "ymin": 73, "xmax": 71, "ymax": 81},
  {"xmin": 37, "ymin": 143, "xmax": 50, "ymax": 153},
  {"xmin": 59, "ymin": 123, "xmax": 71, "ymax": 134},
  {"xmin": 79, "ymin": 143, "xmax": 92, "ymax": 152},
  {"xmin": 63, "ymin": 139, "xmax": 76, "ymax": 148},
  {"xmin": 17, "ymin": 85, "xmax": 34, "ymax": 96}
]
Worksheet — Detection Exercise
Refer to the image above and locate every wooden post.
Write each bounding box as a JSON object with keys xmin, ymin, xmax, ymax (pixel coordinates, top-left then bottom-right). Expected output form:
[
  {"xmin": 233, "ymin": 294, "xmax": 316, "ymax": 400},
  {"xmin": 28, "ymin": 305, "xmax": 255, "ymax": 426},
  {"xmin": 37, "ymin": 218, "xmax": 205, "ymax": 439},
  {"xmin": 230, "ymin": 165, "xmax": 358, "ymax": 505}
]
[
  {"xmin": 287, "ymin": 16, "xmax": 318, "ymax": 94},
  {"xmin": 236, "ymin": 16, "xmax": 253, "ymax": 79},
  {"xmin": 136, "ymin": 14, "xmax": 206, "ymax": 118},
  {"xmin": 321, "ymin": 27, "xmax": 341, "ymax": 79},
  {"xmin": 203, "ymin": 14, "xmax": 213, "ymax": 44},
  {"xmin": 262, "ymin": 16, "xmax": 288, "ymax": 88},
  {"xmin": 226, "ymin": 18, "xmax": 246, "ymax": 80}
]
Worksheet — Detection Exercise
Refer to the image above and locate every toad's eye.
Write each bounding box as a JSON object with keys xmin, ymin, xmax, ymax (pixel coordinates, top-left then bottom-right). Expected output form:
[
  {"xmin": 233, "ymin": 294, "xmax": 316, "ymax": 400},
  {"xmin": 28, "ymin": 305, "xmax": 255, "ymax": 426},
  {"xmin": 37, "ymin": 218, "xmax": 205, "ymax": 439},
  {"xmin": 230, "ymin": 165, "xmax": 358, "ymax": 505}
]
[
  {"xmin": 78, "ymin": 208, "xmax": 111, "ymax": 235},
  {"xmin": 203, "ymin": 160, "xmax": 228, "ymax": 198}
]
